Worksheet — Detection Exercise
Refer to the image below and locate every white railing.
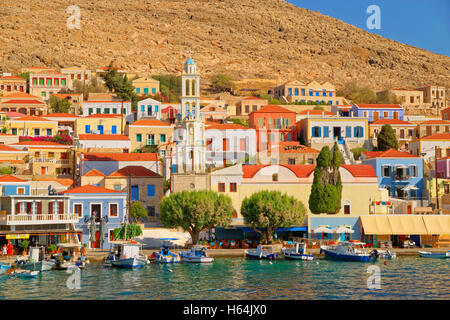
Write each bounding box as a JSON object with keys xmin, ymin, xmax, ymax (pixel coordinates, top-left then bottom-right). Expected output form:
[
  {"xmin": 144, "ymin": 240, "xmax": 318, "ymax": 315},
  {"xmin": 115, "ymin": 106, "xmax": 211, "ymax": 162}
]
[
  {"xmin": 30, "ymin": 158, "xmax": 70, "ymax": 165},
  {"xmin": 6, "ymin": 214, "xmax": 79, "ymax": 225}
]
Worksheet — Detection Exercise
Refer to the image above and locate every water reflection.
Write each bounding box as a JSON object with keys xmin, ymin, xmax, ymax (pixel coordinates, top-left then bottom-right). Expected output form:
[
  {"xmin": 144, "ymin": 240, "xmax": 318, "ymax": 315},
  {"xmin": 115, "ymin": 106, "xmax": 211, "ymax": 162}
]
[{"xmin": 0, "ymin": 257, "xmax": 448, "ymax": 300}]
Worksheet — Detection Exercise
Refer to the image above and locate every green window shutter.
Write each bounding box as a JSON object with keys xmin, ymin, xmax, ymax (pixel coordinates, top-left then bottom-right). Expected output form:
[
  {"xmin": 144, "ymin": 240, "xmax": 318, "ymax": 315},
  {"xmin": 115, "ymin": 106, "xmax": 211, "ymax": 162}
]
[{"xmin": 136, "ymin": 134, "xmax": 142, "ymax": 142}]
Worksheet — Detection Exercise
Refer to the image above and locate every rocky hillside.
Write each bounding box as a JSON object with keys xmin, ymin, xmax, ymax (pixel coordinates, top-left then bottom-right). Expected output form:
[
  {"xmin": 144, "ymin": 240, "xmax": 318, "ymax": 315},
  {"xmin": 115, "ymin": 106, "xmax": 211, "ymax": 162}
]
[{"xmin": 0, "ymin": 0, "xmax": 449, "ymax": 90}]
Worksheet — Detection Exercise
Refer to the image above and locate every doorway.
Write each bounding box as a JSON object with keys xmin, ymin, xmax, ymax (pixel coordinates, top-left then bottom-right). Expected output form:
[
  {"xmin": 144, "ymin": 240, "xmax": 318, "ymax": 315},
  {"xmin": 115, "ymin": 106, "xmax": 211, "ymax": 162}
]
[
  {"xmin": 91, "ymin": 204, "xmax": 101, "ymax": 222},
  {"xmin": 91, "ymin": 231, "xmax": 100, "ymax": 249},
  {"xmin": 333, "ymin": 127, "xmax": 341, "ymax": 139}
]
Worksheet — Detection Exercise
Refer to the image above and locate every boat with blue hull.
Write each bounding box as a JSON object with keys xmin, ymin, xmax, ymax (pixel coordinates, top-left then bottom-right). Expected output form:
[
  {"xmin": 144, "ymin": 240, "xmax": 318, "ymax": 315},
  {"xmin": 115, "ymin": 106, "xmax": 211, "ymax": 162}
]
[
  {"xmin": 0, "ymin": 262, "xmax": 11, "ymax": 274},
  {"xmin": 281, "ymin": 242, "xmax": 314, "ymax": 261},
  {"xmin": 180, "ymin": 246, "xmax": 214, "ymax": 263},
  {"xmin": 12, "ymin": 269, "xmax": 40, "ymax": 278},
  {"xmin": 245, "ymin": 245, "xmax": 278, "ymax": 260},
  {"xmin": 104, "ymin": 241, "xmax": 148, "ymax": 268},
  {"xmin": 153, "ymin": 245, "xmax": 181, "ymax": 263},
  {"xmin": 418, "ymin": 251, "xmax": 449, "ymax": 259},
  {"xmin": 320, "ymin": 241, "xmax": 378, "ymax": 262},
  {"xmin": 16, "ymin": 247, "xmax": 55, "ymax": 272}
]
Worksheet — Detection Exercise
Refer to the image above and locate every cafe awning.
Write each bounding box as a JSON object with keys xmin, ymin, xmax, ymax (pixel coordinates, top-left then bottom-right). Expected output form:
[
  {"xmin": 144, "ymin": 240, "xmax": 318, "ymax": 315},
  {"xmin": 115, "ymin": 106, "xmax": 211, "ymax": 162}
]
[
  {"xmin": 360, "ymin": 216, "xmax": 393, "ymax": 235},
  {"xmin": 388, "ymin": 216, "xmax": 428, "ymax": 235},
  {"xmin": 422, "ymin": 215, "xmax": 450, "ymax": 235}
]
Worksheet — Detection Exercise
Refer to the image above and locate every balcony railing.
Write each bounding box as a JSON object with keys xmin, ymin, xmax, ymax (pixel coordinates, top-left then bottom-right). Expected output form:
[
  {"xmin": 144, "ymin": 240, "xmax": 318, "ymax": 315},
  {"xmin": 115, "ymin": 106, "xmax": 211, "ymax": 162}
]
[
  {"xmin": 30, "ymin": 158, "xmax": 70, "ymax": 165},
  {"xmin": 5, "ymin": 214, "xmax": 79, "ymax": 225},
  {"xmin": 394, "ymin": 175, "xmax": 410, "ymax": 181}
]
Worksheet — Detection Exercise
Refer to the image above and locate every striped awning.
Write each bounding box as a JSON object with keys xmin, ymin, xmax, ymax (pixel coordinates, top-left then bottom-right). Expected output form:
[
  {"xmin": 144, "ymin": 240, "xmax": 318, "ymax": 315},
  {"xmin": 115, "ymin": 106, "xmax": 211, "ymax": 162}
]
[
  {"xmin": 360, "ymin": 216, "xmax": 392, "ymax": 235},
  {"xmin": 361, "ymin": 215, "xmax": 450, "ymax": 235}
]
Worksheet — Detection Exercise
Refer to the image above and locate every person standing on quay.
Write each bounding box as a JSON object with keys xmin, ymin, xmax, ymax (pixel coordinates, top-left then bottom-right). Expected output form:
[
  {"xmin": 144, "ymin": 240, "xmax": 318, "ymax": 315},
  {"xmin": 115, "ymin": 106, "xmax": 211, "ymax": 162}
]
[{"xmin": 7, "ymin": 241, "xmax": 13, "ymax": 256}]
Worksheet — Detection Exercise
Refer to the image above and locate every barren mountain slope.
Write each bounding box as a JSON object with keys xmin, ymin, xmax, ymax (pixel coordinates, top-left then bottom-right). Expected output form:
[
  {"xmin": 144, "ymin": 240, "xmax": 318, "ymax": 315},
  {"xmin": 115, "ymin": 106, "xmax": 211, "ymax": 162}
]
[{"xmin": 0, "ymin": 0, "xmax": 449, "ymax": 89}]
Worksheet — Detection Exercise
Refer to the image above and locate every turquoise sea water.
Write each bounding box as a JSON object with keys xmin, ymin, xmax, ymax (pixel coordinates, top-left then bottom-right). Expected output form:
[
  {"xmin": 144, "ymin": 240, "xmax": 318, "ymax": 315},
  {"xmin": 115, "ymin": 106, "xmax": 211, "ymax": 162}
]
[{"xmin": 0, "ymin": 257, "xmax": 448, "ymax": 300}]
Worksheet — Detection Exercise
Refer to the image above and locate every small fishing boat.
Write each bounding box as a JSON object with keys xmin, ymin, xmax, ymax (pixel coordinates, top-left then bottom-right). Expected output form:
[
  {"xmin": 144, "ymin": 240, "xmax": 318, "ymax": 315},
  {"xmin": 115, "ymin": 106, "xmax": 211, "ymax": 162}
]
[
  {"xmin": 53, "ymin": 243, "xmax": 87, "ymax": 270},
  {"xmin": 418, "ymin": 250, "xmax": 450, "ymax": 259},
  {"xmin": 104, "ymin": 241, "xmax": 148, "ymax": 268},
  {"xmin": 245, "ymin": 245, "xmax": 278, "ymax": 260},
  {"xmin": 320, "ymin": 241, "xmax": 378, "ymax": 262},
  {"xmin": 281, "ymin": 242, "xmax": 314, "ymax": 261},
  {"xmin": 13, "ymin": 269, "xmax": 40, "ymax": 278},
  {"xmin": 375, "ymin": 249, "xmax": 396, "ymax": 259},
  {"xmin": 15, "ymin": 247, "xmax": 55, "ymax": 272},
  {"xmin": 0, "ymin": 261, "xmax": 12, "ymax": 274},
  {"xmin": 152, "ymin": 245, "xmax": 181, "ymax": 263},
  {"xmin": 180, "ymin": 246, "xmax": 214, "ymax": 263}
]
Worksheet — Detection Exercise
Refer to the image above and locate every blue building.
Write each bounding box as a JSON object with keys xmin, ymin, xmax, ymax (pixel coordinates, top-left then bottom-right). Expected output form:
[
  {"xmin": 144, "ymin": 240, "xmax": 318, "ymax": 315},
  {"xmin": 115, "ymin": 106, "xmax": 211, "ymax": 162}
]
[
  {"xmin": 0, "ymin": 175, "xmax": 30, "ymax": 196},
  {"xmin": 350, "ymin": 104, "xmax": 404, "ymax": 123},
  {"xmin": 361, "ymin": 149, "xmax": 423, "ymax": 199},
  {"xmin": 60, "ymin": 185, "xmax": 127, "ymax": 249}
]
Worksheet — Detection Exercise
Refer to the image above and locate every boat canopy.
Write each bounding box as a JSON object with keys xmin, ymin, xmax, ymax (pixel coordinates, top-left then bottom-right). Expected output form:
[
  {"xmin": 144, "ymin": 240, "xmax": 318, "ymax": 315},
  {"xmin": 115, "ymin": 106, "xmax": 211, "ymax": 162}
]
[{"xmin": 56, "ymin": 243, "xmax": 83, "ymax": 248}]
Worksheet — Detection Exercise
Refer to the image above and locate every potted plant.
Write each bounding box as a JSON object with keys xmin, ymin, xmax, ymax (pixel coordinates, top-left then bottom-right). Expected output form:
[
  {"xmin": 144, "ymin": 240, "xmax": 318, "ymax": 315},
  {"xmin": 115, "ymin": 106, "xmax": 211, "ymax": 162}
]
[
  {"xmin": 19, "ymin": 239, "xmax": 30, "ymax": 255},
  {"xmin": 47, "ymin": 244, "xmax": 57, "ymax": 254}
]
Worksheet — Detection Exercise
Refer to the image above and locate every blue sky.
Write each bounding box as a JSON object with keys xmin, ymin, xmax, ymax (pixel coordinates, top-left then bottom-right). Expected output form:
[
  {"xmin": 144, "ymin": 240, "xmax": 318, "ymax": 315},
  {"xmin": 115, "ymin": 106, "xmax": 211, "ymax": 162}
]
[{"xmin": 288, "ymin": 0, "xmax": 450, "ymax": 56}]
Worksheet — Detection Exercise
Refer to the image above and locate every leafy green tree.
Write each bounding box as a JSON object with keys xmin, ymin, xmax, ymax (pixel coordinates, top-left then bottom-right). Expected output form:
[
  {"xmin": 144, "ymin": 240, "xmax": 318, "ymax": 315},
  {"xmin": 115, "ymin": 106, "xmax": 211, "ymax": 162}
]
[
  {"xmin": 313, "ymin": 105, "xmax": 324, "ymax": 110},
  {"xmin": 376, "ymin": 90, "xmax": 401, "ymax": 104},
  {"xmin": 351, "ymin": 147, "xmax": 369, "ymax": 161},
  {"xmin": 210, "ymin": 74, "xmax": 235, "ymax": 93},
  {"xmin": 130, "ymin": 201, "xmax": 148, "ymax": 222},
  {"xmin": 0, "ymin": 166, "xmax": 13, "ymax": 174},
  {"xmin": 337, "ymin": 81, "xmax": 377, "ymax": 104},
  {"xmin": 241, "ymin": 191, "xmax": 306, "ymax": 244},
  {"xmin": 17, "ymin": 72, "xmax": 29, "ymax": 84},
  {"xmin": 160, "ymin": 190, "xmax": 234, "ymax": 244},
  {"xmin": 151, "ymin": 75, "xmax": 182, "ymax": 102},
  {"xmin": 377, "ymin": 124, "xmax": 398, "ymax": 151},
  {"xmin": 49, "ymin": 95, "xmax": 71, "ymax": 113},
  {"xmin": 113, "ymin": 223, "xmax": 143, "ymax": 240},
  {"xmin": 309, "ymin": 143, "xmax": 343, "ymax": 214},
  {"xmin": 229, "ymin": 118, "xmax": 249, "ymax": 127}
]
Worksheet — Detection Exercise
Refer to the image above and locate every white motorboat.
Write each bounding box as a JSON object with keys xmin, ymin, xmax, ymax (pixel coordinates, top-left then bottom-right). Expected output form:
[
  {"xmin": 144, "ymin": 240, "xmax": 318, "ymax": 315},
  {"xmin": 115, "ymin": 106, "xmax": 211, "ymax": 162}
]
[
  {"xmin": 245, "ymin": 245, "xmax": 278, "ymax": 260},
  {"xmin": 418, "ymin": 250, "xmax": 449, "ymax": 259},
  {"xmin": 281, "ymin": 242, "xmax": 314, "ymax": 261},
  {"xmin": 53, "ymin": 243, "xmax": 87, "ymax": 270},
  {"xmin": 104, "ymin": 241, "xmax": 149, "ymax": 268},
  {"xmin": 180, "ymin": 246, "xmax": 214, "ymax": 263},
  {"xmin": 152, "ymin": 245, "xmax": 181, "ymax": 263},
  {"xmin": 13, "ymin": 269, "xmax": 40, "ymax": 278},
  {"xmin": 15, "ymin": 247, "xmax": 55, "ymax": 271}
]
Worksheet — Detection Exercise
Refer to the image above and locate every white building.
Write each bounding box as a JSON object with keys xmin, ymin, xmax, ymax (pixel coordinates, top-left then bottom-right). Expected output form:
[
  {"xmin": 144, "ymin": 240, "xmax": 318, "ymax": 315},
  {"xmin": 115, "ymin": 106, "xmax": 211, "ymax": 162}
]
[
  {"xmin": 409, "ymin": 133, "xmax": 450, "ymax": 162},
  {"xmin": 136, "ymin": 98, "xmax": 162, "ymax": 120},
  {"xmin": 76, "ymin": 134, "xmax": 132, "ymax": 151},
  {"xmin": 205, "ymin": 123, "xmax": 257, "ymax": 167},
  {"xmin": 83, "ymin": 100, "xmax": 133, "ymax": 124}
]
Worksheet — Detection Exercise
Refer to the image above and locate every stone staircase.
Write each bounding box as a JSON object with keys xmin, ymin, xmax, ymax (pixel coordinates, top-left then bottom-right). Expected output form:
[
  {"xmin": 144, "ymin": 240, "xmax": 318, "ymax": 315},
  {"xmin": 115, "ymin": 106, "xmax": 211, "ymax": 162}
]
[{"xmin": 337, "ymin": 141, "xmax": 355, "ymax": 164}]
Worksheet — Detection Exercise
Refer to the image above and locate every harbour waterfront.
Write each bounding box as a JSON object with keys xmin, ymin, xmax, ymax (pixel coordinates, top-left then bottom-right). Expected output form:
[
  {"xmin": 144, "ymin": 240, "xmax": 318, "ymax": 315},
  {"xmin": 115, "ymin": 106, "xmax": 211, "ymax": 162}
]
[{"xmin": 0, "ymin": 256, "xmax": 448, "ymax": 300}]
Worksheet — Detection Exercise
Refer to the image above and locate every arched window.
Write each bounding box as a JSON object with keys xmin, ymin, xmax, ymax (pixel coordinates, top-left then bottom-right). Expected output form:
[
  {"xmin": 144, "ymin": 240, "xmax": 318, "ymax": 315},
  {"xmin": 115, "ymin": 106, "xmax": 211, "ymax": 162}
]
[
  {"xmin": 191, "ymin": 79, "xmax": 196, "ymax": 97},
  {"xmin": 343, "ymin": 200, "xmax": 351, "ymax": 214}
]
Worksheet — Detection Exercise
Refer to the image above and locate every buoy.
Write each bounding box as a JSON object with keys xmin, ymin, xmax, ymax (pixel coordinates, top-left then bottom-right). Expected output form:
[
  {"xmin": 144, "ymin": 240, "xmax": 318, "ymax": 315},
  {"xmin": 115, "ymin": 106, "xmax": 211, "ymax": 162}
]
[
  {"xmin": 232, "ymin": 261, "xmax": 235, "ymax": 265},
  {"xmin": 384, "ymin": 260, "xmax": 387, "ymax": 265}
]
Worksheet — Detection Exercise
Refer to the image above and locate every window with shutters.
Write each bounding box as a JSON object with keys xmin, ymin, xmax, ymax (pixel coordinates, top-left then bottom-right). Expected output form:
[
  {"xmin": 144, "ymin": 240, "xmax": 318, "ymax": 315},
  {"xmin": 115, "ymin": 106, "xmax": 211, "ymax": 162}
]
[
  {"xmin": 17, "ymin": 187, "xmax": 25, "ymax": 195},
  {"xmin": 230, "ymin": 183, "xmax": 237, "ymax": 192},
  {"xmin": 218, "ymin": 183, "xmax": 225, "ymax": 192},
  {"xmin": 109, "ymin": 203, "xmax": 118, "ymax": 217},
  {"xmin": 74, "ymin": 204, "xmax": 82, "ymax": 218}
]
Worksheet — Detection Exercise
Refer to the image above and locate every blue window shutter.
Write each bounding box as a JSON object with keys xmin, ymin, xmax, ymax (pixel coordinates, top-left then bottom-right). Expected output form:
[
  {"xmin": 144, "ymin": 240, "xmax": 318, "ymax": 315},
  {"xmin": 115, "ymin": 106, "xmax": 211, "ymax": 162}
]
[
  {"xmin": 85, "ymin": 125, "xmax": 90, "ymax": 133},
  {"xmin": 131, "ymin": 185, "xmax": 139, "ymax": 201},
  {"xmin": 346, "ymin": 126, "xmax": 351, "ymax": 137},
  {"xmin": 354, "ymin": 127, "xmax": 357, "ymax": 137},
  {"xmin": 312, "ymin": 127, "xmax": 315, "ymax": 137},
  {"xmin": 155, "ymin": 106, "xmax": 158, "ymax": 112},
  {"xmin": 318, "ymin": 127, "xmax": 322, "ymax": 137},
  {"xmin": 112, "ymin": 126, "xmax": 117, "ymax": 134},
  {"xmin": 360, "ymin": 126, "xmax": 364, "ymax": 137},
  {"xmin": 324, "ymin": 126, "xmax": 329, "ymax": 138},
  {"xmin": 152, "ymin": 88, "xmax": 156, "ymax": 94},
  {"xmin": 172, "ymin": 164, "xmax": 177, "ymax": 173},
  {"xmin": 140, "ymin": 105, "xmax": 145, "ymax": 112},
  {"xmin": 147, "ymin": 184, "xmax": 155, "ymax": 197}
]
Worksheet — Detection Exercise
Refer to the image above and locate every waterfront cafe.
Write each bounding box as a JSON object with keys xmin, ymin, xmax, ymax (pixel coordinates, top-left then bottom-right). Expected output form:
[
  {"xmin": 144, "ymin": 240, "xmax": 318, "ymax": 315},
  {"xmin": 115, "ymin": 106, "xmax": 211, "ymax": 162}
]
[{"xmin": 360, "ymin": 215, "xmax": 450, "ymax": 248}]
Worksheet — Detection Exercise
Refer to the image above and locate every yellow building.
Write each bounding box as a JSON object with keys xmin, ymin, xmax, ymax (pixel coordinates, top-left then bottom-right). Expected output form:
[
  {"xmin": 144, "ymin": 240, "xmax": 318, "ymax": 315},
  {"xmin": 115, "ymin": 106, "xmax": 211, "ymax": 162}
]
[
  {"xmin": 369, "ymin": 118, "xmax": 417, "ymax": 150},
  {"xmin": 81, "ymin": 165, "xmax": 164, "ymax": 223},
  {"xmin": 6, "ymin": 116, "xmax": 58, "ymax": 137},
  {"xmin": 210, "ymin": 164, "xmax": 389, "ymax": 218},
  {"xmin": 127, "ymin": 119, "xmax": 173, "ymax": 152},
  {"xmin": 75, "ymin": 114, "xmax": 126, "ymax": 136},
  {"xmin": 132, "ymin": 77, "xmax": 160, "ymax": 96},
  {"xmin": 0, "ymin": 144, "xmax": 28, "ymax": 174},
  {"xmin": 10, "ymin": 141, "xmax": 74, "ymax": 177}
]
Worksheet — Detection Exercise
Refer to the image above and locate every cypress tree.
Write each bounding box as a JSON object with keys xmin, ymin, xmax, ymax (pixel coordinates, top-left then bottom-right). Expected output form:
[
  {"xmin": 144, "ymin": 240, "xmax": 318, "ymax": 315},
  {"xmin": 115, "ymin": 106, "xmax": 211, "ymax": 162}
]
[{"xmin": 377, "ymin": 124, "xmax": 398, "ymax": 151}]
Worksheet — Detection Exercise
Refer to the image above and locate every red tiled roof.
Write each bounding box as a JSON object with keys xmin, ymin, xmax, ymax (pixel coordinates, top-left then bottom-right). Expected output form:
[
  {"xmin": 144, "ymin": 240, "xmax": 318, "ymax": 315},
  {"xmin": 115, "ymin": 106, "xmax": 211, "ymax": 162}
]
[
  {"xmin": 0, "ymin": 175, "xmax": 27, "ymax": 183},
  {"xmin": 0, "ymin": 76, "xmax": 25, "ymax": 80},
  {"xmin": 251, "ymin": 105, "xmax": 294, "ymax": 113},
  {"xmin": 84, "ymin": 101, "xmax": 130, "ymax": 104},
  {"xmin": 60, "ymin": 184, "xmax": 122, "ymax": 194},
  {"xmin": 82, "ymin": 153, "xmax": 158, "ymax": 162},
  {"xmin": 370, "ymin": 119, "xmax": 414, "ymax": 125},
  {"xmin": 242, "ymin": 96, "xmax": 266, "ymax": 100},
  {"xmin": 11, "ymin": 141, "xmax": 70, "ymax": 147},
  {"xmin": 6, "ymin": 112, "xmax": 27, "ymax": 118},
  {"xmin": 341, "ymin": 165, "xmax": 376, "ymax": 177},
  {"xmin": 78, "ymin": 134, "xmax": 130, "ymax": 141},
  {"xmin": 420, "ymin": 133, "xmax": 450, "ymax": 140},
  {"xmin": 362, "ymin": 149, "xmax": 418, "ymax": 159},
  {"xmin": 108, "ymin": 166, "xmax": 160, "ymax": 177},
  {"xmin": 242, "ymin": 165, "xmax": 268, "ymax": 178},
  {"xmin": 420, "ymin": 120, "xmax": 450, "ymax": 125},
  {"xmin": 0, "ymin": 145, "xmax": 24, "ymax": 152},
  {"xmin": 82, "ymin": 169, "xmax": 106, "ymax": 177},
  {"xmin": 1, "ymin": 99, "xmax": 45, "ymax": 105},
  {"xmin": 44, "ymin": 113, "xmax": 80, "ymax": 118},
  {"xmin": 242, "ymin": 164, "xmax": 316, "ymax": 178},
  {"xmin": 278, "ymin": 142, "xmax": 320, "ymax": 153},
  {"xmin": 9, "ymin": 116, "xmax": 51, "ymax": 121},
  {"xmin": 354, "ymin": 104, "xmax": 403, "ymax": 109},
  {"xmin": 84, "ymin": 114, "xmax": 123, "ymax": 118},
  {"xmin": 2, "ymin": 92, "xmax": 40, "ymax": 99},
  {"xmin": 35, "ymin": 178, "xmax": 74, "ymax": 187},
  {"xmin": 297, "ymin": 109, "xmax": 335, "ymax": 115},
  {"xmin": 131, "ymin": 119, "xmax": 172, "ymax": 126},
  {"xmin": 205, "ymin": 123, "xmax": 250, "ymax": 130},
  {"xmin": 162, "ymin": 105, "xmax": 178, "ymax": 113}
]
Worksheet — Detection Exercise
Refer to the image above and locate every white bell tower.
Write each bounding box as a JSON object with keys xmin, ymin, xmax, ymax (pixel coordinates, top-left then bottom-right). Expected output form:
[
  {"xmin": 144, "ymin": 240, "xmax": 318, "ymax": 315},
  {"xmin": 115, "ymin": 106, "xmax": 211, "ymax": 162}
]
[{"xmin": 175, "ymin": 57, "xmax": 206, "ymax": 174}]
